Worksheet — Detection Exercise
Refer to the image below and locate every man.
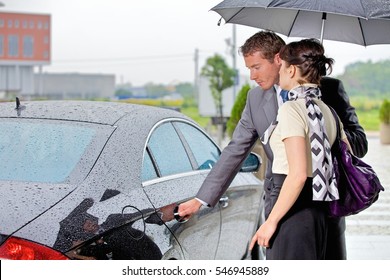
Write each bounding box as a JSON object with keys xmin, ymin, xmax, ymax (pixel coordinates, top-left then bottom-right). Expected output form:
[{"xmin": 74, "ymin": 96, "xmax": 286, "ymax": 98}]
[{"xmin": 178, "ymin": 31, "xmax": 367, "ymax": 259}]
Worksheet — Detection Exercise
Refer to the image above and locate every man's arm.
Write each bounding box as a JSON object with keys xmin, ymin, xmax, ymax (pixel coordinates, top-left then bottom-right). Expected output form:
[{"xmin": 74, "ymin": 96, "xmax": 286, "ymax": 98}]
[
  {"xmin": 320, "ymin": 77, "xmax": 368, "ymax": 157},
  {"xmin": 196, "ymin": 90, "xmax": 260, "ymax": 207},
  {"xmin": 178, "ymin": 89, "xmax": 260, "ymax": 218}
]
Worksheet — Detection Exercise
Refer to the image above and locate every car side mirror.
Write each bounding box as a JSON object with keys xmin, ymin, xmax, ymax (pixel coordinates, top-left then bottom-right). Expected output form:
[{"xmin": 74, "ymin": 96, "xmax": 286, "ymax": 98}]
[{"xmin": 240, "ymin": 152, "xmax": 262, "ymax": 173}]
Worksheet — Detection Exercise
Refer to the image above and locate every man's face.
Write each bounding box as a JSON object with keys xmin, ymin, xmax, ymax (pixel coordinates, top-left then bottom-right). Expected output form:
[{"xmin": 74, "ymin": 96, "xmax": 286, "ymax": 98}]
[{"xmin": 244, "ymin": 51, "xmax": 281, "ymax": 90}]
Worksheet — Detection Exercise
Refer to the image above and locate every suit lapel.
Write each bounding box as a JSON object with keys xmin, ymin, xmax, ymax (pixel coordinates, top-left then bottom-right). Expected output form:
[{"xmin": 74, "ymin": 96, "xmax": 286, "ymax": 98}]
[
  {"xmin": 263, "ymin": 87, "xmax": 278, "ymax": 126},
  {"xmin": 251, "ymin": 86, "xmax": 278, "ymax": 163}
]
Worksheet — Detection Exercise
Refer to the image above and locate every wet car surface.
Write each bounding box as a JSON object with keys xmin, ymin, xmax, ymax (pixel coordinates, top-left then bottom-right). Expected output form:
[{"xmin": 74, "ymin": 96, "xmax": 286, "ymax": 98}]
[{"xmin": 0, "ymin": 100, "xmax": 265, "ymax": 260}]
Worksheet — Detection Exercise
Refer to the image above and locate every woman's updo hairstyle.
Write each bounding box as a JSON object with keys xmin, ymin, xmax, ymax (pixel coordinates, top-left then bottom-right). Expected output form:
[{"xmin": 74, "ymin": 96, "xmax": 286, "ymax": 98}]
[{"xmin": 279, "ymin": 38, "xmax": 334, "ymax": 84}]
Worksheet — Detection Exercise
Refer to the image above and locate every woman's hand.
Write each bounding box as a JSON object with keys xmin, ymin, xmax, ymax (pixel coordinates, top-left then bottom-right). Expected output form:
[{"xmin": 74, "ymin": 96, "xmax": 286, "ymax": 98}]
[{"xmin": 249, "ymin": 219, "xmax": 278, "ymax": 250}]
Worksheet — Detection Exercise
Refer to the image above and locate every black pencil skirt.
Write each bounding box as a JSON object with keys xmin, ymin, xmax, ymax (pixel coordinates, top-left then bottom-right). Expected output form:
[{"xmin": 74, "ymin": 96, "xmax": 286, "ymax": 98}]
[{"xmin": 265, "ymin": 174, "xmax": 328, "ymax": 260}]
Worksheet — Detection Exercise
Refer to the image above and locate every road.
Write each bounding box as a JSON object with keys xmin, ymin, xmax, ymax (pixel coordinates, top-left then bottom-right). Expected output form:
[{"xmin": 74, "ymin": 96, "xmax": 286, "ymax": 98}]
[
  {"xmin": 219, "ymin": 132, "xmax": 390, "ymax": 259},
  {"xmin": 345, "ymin": 134, "xmax": 390, "ymax": 260}
]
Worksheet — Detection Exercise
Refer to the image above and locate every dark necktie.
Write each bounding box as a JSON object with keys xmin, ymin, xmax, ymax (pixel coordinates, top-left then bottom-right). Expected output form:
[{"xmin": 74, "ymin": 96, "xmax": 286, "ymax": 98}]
[{"xmin": 280, "ymin": 89, "xmax": 289, "ymax": 103}]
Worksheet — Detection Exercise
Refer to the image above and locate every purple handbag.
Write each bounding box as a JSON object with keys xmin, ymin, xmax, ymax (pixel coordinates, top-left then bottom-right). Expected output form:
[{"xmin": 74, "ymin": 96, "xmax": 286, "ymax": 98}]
[{"xmin": 328, "ymin": 108, "xmax": 385, "ymax": 217}]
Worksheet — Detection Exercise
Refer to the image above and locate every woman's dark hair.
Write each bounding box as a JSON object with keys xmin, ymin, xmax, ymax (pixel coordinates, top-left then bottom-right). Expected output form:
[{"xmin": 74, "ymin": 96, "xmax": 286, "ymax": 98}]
[
  {"xmin": 279, "ymin": 38, "xmax": 334, "ymax": 84},
  {"xmin": 239, "ymin": 30, "xmax": 286, "ymax": 63}
]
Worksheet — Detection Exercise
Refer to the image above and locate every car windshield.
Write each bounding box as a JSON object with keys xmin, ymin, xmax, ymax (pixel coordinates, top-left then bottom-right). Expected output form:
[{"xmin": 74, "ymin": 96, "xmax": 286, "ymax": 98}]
[{"xmin": 0, "ymin": 119, "xmax": 112, "ymax": 183}]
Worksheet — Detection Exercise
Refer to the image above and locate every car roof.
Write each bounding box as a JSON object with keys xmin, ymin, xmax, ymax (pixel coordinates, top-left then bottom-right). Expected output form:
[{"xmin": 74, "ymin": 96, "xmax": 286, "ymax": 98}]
[{"xmin": 0, "ymin": 100, "xmax": 189, "ymax": 125}]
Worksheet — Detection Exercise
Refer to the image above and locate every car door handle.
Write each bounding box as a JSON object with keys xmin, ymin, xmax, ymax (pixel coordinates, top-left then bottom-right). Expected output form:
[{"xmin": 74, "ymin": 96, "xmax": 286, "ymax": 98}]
[
  {"xmin": 173, "ymin": 205, "xmax": 189, "ymax": 223},
  {"xmin": 219, "ymin": 196, "xmax": 229, "ymax": 208}
]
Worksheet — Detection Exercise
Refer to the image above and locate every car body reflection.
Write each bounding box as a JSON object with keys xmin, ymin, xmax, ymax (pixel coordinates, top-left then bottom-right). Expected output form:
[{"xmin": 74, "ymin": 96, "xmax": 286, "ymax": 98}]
[{"xmin": 0, "ymin": 100, "xmax": 264, "ymax": 260}]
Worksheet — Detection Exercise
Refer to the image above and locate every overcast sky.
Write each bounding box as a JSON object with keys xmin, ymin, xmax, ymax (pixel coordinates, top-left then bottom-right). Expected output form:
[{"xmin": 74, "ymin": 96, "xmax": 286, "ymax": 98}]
[{"xmin": 3, "ymin": 0, "xmax": 390, "ymax": 86}]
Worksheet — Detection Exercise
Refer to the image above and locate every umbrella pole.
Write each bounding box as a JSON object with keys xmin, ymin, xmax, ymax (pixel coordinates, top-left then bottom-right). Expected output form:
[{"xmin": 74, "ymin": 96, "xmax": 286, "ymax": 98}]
[{"xmin": 320, "ymin": 12, "xmax": 327, "ymax": 44}]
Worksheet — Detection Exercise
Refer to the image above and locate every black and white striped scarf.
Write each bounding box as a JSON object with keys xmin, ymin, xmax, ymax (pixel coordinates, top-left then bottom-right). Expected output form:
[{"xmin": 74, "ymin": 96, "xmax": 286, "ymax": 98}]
[{"xmin": 288, "ymin": 85, "xmax": 339, "ymax": 201}]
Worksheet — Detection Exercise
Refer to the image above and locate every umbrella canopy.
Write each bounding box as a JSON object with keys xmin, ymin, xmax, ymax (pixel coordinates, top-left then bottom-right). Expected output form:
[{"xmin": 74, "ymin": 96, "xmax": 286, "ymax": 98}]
[{"xmin": 211, "ymin": 0, "xmax": 390, "ymax": 46}]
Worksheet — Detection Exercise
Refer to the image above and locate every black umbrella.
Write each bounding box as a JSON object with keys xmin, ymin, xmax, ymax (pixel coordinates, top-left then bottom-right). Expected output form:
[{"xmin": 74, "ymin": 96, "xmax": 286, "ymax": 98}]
[{"xmin": 211, "ymin": 0, "xmax": 390, "ymax": 46}]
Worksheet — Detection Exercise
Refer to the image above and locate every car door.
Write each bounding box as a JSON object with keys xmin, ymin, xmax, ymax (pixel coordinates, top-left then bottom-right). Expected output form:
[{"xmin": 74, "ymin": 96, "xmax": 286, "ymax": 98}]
[
  {"xmin": 175, "ymin": 121, "xmax": 265, "ymax": 259},
  {"xmin": 141, "ymin": 120, "xmax": 221, "ymax": 260},
  {"xmin": 214, "ymin": 170, "xmax": 264, "ymax": 259}
]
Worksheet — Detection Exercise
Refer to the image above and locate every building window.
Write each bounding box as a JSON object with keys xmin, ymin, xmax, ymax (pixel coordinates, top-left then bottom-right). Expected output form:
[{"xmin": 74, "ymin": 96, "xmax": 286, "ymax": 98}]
[
  {"xmin": 29, "ymin": 20, "xmax": 34, "ymax": 29},
  {"xmin": 0, "ymin": 19, "xmax": 4, "ymax": 28},
  {"xmin": 15, "ymin": 20, "xmax": 19, "ymax": 28},
  {"xmin": 0, "ymin": 35, "xmax": 4, "ymax": 56},
  {"xmin": 23, "ymin": 35, "xmax": 33, "ymax": 58},
  {"xmin": 8, "ymin": 35, "xmax": 19, "ymax": 57},
  {"xmin": 23, "ymin": 20, "xmax": 28, "ymax": 29},
  {"xmin": 8, "ymin": 19, "xmax": 12, "ymax": 28}
]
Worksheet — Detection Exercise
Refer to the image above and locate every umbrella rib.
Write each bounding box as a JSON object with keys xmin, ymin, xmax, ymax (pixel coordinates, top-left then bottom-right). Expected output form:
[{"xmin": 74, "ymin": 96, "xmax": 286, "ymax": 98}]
[
  {"xmin": 224, "ymin": 7, "xmax": 246, "ymax": 24},
  {"xmin": 287, "ymin": 10, "xmax": 300, "ymax": 37},
  {"xmin": 358, "ymin": 18, "xmax": 367, "ymax": 47}
]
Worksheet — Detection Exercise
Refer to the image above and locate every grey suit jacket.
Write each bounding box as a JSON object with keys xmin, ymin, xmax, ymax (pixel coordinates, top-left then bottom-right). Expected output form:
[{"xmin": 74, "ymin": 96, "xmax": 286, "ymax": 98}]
[{"xmin": 197, "ymin": 86, "xmax": 278, "ymax": 207}]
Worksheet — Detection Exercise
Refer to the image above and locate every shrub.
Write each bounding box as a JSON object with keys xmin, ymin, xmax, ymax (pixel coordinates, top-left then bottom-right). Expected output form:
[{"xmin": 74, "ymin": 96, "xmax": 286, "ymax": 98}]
[{"xmin": 379, "ymin": 99, "xmax": 390, "ymax": 124}]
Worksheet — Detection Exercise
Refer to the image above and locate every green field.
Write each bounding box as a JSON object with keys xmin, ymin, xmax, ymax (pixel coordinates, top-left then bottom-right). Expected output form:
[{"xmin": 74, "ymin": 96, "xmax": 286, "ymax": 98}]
[
  {"xmin": 181, "ymin": 106, "xmax": 211, "ymax": 128},
  {"xmin": 354, "ymin": 109, "xmax": 380, "ymax": 131},
  {"xmin": 351, "ymin": 97, "xmax": 382, "ymax": 132},
  {"xmin": 123, "ymin": 96, "xmax": 382, "ymax": 133},
  {"xmin": 182, "ymin": 104, "xmax": 381, "ymax": 132}
]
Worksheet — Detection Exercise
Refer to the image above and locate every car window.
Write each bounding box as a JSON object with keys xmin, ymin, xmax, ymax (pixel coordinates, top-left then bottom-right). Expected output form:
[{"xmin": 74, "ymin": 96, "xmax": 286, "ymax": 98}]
[
  {"xmin": 141, "ymin": 150, "xmax": 158, "ymax": 181},
  {"xmin": 146, "ymin": 122, "xmax": 192, "ymax": 177},
  {"xmin": 0, "ymin": 120, "xmax": 111, "ymax": 183},
  {"xmin": 174, "ymin": 122, "xmax": 220, "ymax": 170}
]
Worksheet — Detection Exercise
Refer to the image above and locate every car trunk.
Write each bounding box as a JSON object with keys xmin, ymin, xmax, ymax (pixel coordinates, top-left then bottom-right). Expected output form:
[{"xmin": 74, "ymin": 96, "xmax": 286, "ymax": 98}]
[{"xmin": 0, "ymin": 181, "xmax": 75, "ymax": 243}]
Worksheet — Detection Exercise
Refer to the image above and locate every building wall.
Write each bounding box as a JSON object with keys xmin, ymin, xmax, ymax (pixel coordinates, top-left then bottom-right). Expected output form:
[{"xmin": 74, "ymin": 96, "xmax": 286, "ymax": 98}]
[
  {"xmin": 0, "ymin": 12, "xmax": 50, "ymax": 99},
  {"xmin": 33, "ymin": 73, "xmax": 115, "ymax": 100},
  {"xmin": 0, "ymin": 65, "xmax": 34, "ymax": 95},
  {"xmin": 0, "ymin": 12, "xmax": 115, "ymax": 101},
  {"xmin": 0, "ymin": 11, "xmax": 51, "ymax": 65}
]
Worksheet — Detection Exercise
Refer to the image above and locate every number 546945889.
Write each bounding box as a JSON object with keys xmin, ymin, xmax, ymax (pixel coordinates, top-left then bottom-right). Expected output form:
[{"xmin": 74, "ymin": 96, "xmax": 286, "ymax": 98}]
[{"xmin": 215, "ymin": 266, "xmax": 269, "ymax": 276}]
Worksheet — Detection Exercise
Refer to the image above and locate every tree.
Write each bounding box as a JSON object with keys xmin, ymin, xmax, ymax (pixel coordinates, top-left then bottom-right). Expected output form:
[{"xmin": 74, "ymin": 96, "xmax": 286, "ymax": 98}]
[
  {"xmin": 336, "ymin": 59, "xmax": 390, "ymax": 98},
  {"xmin": 201, "ymin": 54, "xmax": 235, "ymax": 123},
  {"xmin": 175, "ymin": 82, "xmax": 195, "ymax": 98},
  {"xmin": 144, "ymin": 82, "xmax": 170, "ymax": 98},
  {"xmin": 114, "ymin": 88, "xmax": 133, "ymax": 97}
]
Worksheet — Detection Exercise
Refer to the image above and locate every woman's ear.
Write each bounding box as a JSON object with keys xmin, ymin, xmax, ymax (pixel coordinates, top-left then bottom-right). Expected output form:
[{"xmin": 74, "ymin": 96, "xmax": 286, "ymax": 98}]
[{"xmin": 289, "ymin": 65, "xmax": 296, "ymax": 78}]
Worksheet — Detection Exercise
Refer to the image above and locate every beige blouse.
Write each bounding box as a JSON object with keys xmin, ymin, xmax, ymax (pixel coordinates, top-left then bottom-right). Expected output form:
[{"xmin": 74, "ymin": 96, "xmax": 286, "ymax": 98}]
[{"xmin": 270, "ymin": 98, "xmax": 347, "ymax": 176}]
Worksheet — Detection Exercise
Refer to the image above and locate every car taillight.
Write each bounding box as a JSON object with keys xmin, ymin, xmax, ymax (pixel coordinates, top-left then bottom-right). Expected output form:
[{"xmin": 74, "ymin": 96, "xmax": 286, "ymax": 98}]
[{"xmin": 0, "ymin": 237, "xmax": 69, "ymax": 260}]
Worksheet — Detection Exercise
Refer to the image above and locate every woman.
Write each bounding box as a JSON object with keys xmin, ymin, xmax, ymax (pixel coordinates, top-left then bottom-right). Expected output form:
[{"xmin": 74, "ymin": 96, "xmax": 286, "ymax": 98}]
[{"xmin": 249, "ymin": 38, "xmax": 351, "ymax": 259}]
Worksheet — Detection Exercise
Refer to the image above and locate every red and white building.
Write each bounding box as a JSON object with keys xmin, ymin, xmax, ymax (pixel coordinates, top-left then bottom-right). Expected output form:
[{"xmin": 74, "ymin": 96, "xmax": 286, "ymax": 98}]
[
  {"xmin": 0, "ymin": 11, "xmax": 51, "ymax": 97},
  {"xmin": 0, "ymin": 11, "xmax": 114, "ymax": 100}
]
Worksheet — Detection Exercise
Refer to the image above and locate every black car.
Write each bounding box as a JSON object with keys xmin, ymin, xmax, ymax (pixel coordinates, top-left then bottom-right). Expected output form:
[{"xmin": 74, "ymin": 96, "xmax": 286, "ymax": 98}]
[{"xmin": 0, "ymin": 100, "xmax": 265, "ymax": 260}]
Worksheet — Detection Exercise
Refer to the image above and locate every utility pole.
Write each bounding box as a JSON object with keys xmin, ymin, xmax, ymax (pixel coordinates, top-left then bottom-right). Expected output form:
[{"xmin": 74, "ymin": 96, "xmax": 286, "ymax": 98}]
[
  {"xmin": 226, "ymin": 25, "xmax": 238, "ymax": 101},
  {"xmin": 194, "ymin": 48, "xmax": 199, "ymax": 102},
  {"xmin": 232, "ymin": 24, "xmax": 237, "ymax": 101}
]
